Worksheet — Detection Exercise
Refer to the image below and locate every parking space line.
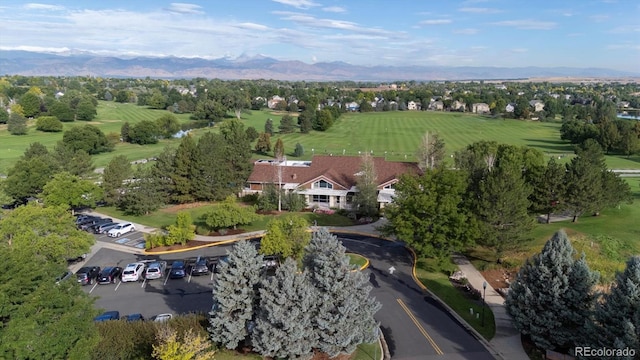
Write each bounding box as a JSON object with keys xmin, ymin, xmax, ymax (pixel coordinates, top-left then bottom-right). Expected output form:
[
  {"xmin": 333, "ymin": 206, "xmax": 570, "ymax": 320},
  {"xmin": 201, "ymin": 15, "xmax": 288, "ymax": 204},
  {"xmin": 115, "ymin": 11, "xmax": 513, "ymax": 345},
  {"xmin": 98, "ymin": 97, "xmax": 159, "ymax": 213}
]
[
  {"xmin": 396, "ymin": 298, "xmax": 444, "ymax": 355},
  {"xmin": 89, "ymin": 283, "xmax": 98, "ymax": 293},
  {"xmin": 114, "ymin": 281, "xmax": 121, "ymax": 291},
  {"xmin": 141, "ymin": 278, "xmax": 147, "ymax": 288}
]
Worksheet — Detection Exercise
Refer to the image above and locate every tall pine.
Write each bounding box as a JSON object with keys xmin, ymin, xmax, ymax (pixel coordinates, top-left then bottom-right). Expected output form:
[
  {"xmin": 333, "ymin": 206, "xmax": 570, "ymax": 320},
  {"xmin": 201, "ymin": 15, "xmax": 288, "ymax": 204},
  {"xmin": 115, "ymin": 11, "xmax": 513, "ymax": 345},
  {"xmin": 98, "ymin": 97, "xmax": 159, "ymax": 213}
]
[
  {"xmin": 506, "ymin": 230, "xmax": 598, "ymax": 351},
  {"xmin": 303, "ymin": 228, "xmax": 381, "ymax": 357},
  {"xmin": 587, "ymin": 256, "xmax": 640, "ymax": 352},
  {"xmin": 209, "ymin": 240, "xmax": 263, "ymax": 349},
  {"xmin": 564, "ymin": 139, "xmax": 605, "ymax": 222},
  {"xmin": 171, "ymin": 135, "xmax": 196, "ymax": 203},
  {"xmin": 252, "ymin": 258, "xmax": 317, "ymax": 359}
]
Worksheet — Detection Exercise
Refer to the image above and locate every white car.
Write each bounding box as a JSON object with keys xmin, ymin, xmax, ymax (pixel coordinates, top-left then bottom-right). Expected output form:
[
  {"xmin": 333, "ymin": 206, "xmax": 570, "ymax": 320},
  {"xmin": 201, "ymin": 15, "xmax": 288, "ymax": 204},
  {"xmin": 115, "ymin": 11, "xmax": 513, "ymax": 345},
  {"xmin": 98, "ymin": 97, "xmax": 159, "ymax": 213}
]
[
  {"xmin": 154, "ymin": 313, "xmax": 173, "ymax": 322},
  {"xmin": 121, "ymin": 262, "xmax": 146, "ymax": 282},
  {"xmin": 107, "ymin": 223, "xmax": 135, "ymax": 237},
  {"xmin": 145, "ymin": 261, "xmax": 167, "ymax": 280}
]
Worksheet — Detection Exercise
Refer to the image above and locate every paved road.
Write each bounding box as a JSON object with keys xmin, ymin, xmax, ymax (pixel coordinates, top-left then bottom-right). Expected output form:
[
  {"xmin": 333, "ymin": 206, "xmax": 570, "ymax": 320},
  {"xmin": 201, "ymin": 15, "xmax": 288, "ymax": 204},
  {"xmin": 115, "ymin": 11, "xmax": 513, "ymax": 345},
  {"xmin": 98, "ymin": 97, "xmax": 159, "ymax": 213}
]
[{"xmin": 82, "ymin": 233, "xmax": 494, "ymax": 359}]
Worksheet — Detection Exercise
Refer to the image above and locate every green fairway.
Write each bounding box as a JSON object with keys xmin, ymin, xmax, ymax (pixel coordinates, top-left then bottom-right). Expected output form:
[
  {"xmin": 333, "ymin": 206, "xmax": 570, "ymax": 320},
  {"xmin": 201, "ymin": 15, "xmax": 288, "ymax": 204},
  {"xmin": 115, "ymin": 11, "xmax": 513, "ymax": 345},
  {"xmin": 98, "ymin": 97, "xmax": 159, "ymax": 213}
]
[
  {"xmin": 241, "ymin": 110, "xmax": 640, "ymax": 170},
  {"xmin": 0, "ymin": 101, "xmax": 194, "ymax": 174}
]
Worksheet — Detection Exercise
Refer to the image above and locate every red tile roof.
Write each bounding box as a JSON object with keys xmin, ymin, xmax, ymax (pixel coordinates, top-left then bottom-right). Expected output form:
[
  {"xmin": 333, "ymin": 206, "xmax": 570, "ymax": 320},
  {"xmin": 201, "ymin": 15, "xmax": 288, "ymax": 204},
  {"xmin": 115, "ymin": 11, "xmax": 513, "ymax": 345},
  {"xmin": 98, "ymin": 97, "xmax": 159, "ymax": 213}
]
[{"xmin": 247, "ymin": 155, "xmax": 420, "ymax": 189}]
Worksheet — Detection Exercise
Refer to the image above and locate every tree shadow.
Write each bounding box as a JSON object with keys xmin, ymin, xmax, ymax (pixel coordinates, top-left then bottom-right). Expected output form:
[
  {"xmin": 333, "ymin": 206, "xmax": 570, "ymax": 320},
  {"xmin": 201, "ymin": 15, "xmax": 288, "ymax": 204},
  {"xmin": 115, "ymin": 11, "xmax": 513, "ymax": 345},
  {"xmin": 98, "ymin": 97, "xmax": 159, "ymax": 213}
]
[{"xmin": 522, "ymin": 138, "xmax": 574, "ymax": 153}]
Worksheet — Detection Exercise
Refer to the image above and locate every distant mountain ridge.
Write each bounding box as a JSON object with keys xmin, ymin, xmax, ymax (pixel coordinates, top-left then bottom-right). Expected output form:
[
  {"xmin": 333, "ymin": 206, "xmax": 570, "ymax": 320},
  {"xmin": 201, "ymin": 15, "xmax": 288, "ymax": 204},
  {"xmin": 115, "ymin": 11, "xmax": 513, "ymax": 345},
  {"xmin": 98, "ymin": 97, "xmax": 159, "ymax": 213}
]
[{"xmin": 1, "ymin": 50, "xmax": 638, "ymax": 81}]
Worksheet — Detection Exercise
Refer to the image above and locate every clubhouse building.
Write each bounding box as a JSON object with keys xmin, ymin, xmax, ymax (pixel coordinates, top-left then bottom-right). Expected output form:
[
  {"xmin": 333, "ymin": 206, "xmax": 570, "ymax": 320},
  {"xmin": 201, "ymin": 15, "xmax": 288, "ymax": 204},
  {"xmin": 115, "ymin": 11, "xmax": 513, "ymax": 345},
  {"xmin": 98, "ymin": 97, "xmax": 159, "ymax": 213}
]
[{"xmin": 244, "ymin": 155, "xmax": 420, "ymax": 210}]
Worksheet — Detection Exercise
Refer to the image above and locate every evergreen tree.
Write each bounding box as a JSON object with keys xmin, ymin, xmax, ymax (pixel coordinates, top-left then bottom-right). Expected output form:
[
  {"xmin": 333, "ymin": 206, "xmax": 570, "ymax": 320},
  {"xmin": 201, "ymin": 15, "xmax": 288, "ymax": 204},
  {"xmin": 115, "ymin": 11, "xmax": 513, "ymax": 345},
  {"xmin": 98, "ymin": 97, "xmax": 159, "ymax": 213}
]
[
  {"xmin": 587, "ymin": 256, "xmax": 640, "ymax": 352},
  {"xmin": 303, "ymin": 228, "xmax": 381, "ymax": 357},
  {"xmin": 52, "ymin": 143, "xmax": 95, "ymax": 177},
  {"xmin": 265, "ymin": 118, "xmax": 274, "ymax": 135},
  {"xmin": 209, "ymin": 240, "xmax": 263, "ymax": 350},
  {"xmin": 190, "ymin": 132, "xmax": 227, "ymax": 201},
  {"xmin": 252, "ymin": 258, "xmax": 316, "ymax": 359},
  {"xmin": 120, "ymin": 121, "xmax": 131, "ymax": 143},
  {"xmin": 219, "ymin": 119, "xmax": 253, "ymax": 195},
  {"xmin": 298, "ymin": 111, "xmax": 313, "ymax": 133},
  {"xmin": 506, "ymin": 230, "xmax": 599, "ymax": 351},
  {"xmin": 7, "ymin": 112, "xmax": 27, "ymax": 135},
  {"xmin": 171, "ymin": 135, "xmax": 197, "ymax": 203},
  {"xmin": 118, "ymin": 167, "xmax": 164, "ymax": 215},
  {"xmin": 352, "ymin": 153, "xmax": 379, "ymax": 217},
  {"xmin": 279, "ymin": 114, "xmax": 295, "ymax": 133},
  {"xmin": 475, "ymin": 164, "xmax": 533, "ymax": 258},
  {"xmin": 294, "ymin": 143, "xmax": 304, "ymax": 157},
  {"xmin": 564, "ymin": 140, "xmax": 605, "ymax": 222},
  {"xmin": 102, "ymin": 155, "xmax": 132, "ymax": 205},
  {"xmin": 529, "ymin": 157, "xmax": 566, "ymax": 223}
]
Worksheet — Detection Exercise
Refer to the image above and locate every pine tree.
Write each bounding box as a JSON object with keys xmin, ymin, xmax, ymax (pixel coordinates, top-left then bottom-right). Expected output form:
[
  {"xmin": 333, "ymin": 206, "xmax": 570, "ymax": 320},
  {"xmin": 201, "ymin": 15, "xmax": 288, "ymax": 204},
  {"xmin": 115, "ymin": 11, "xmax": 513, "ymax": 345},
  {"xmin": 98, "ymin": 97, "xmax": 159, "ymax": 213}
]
[
  {"xmin": 274, "ymin": 138, "xmax": 284, "ymax": 161},
  {"xmin": 506, "ymin": 230, "xmax": 599, "ymax": 350},
  {"xmin": 264, "ymin": 118, "xmax": 274, "ymax": 135},
  {"xmin": 529, "ymin": 157, "xmax": 566, "ymax": 223},
  {"xmin": 209, "ymin": 240, "xmax": 263, "ymax": 350},
  {"xmin": 171, "ymin": 135, "xmax": 196, "ymax": 203},
  {"xmin": 588, "ymin": 256, "xmax": 640, "ymax": 352},
  {"xmin": 303, "ymin": 228, "xmax": 381, "ymax": 357},
  {"xmin": 252, "ymin": 258, "xmax": 316, "ymax": 359},
  {"xmin": 102, "ymin": 155, "xmax": 132, "ymax": 205},
  {"xmin": 564, "ymin": 139, "xmax": 605, "ymax": 222},
  {"xmin": 279, "ymin": 114, "xmax": 295, "ymax": 133}
]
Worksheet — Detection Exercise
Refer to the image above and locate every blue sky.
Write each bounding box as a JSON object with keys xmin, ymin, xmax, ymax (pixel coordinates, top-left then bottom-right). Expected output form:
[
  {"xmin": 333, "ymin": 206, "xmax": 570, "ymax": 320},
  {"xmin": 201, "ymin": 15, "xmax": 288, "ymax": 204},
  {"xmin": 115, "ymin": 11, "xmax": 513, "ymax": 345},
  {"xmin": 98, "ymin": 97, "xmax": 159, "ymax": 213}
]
[{"xmin": 0, "ymin": 0, "xmax": 638, "ymax": 71}]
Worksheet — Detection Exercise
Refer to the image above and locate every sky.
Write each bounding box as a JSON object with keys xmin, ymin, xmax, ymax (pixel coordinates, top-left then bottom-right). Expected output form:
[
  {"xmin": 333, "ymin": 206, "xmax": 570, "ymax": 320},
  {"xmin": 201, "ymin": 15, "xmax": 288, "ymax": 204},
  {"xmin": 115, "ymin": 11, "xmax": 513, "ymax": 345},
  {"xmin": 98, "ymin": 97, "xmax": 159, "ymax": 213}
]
[{"xmin": 0, "ymin": 0, "xmax": 638, "ymax": 72}]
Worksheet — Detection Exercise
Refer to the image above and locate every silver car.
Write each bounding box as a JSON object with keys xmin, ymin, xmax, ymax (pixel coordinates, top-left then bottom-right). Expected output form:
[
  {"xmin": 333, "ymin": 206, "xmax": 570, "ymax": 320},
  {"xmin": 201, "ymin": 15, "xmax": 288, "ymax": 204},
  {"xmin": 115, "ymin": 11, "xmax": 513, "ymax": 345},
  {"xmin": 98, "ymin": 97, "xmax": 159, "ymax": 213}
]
[{"xmin": 145, "ymin": 261, "xmax": 167, "ymax": 280}]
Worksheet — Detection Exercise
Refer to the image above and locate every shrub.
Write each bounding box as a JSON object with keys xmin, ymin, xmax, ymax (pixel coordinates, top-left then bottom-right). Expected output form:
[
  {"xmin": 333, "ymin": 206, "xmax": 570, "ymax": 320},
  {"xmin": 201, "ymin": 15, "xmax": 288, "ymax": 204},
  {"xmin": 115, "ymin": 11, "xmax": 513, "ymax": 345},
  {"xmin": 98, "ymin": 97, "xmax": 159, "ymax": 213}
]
[
  {"xmin": 294, "ymin": 142, "xmax": 304, "ymax": 157},
  {"xmin": 35, "ymin": 116, "xmax": 63, "ymax": 132}
]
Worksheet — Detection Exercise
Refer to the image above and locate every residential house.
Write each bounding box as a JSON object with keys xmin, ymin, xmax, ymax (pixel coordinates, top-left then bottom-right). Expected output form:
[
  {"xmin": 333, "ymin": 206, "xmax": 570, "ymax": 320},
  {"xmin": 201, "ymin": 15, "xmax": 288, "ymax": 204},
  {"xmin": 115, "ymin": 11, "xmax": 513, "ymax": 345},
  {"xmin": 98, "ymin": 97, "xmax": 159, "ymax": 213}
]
[
  {"xmin": 472, "ymin": 103, "xmax": 490, "ymax": 114},
  {"xmin": 267, "ymin": 95, "xmax": 285, "ymax": 109},
  {"xmin": 529, "ymin": 100, "xmax": 545, "ymax": 112},
  {"xmin": 428, "ymin": 100, "xmax": 444, "ymax": 111},
  {"xmin": 407, "ymin": 101, "xmax": 421, "ymax": 111},
  {"xmin": 345, "ymin": 101, "xmax": 360, "ymax": 111},
  {"xmin": 244, "ymin": 156, "xmax": 420, "ymax": 210},
  {"xmin": 451, "ymin": 100, "xmax": 466, "ymax": 112}
]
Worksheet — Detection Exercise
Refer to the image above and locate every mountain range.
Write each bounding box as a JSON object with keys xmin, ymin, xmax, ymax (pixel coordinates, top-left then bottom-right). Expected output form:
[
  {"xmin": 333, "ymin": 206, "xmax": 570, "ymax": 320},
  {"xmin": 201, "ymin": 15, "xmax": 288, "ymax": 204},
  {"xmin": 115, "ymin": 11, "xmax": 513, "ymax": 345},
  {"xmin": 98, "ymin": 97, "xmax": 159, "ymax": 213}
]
[{"xmin": 1, "ymin": 50, "xmax": 638, "ymax": 81}]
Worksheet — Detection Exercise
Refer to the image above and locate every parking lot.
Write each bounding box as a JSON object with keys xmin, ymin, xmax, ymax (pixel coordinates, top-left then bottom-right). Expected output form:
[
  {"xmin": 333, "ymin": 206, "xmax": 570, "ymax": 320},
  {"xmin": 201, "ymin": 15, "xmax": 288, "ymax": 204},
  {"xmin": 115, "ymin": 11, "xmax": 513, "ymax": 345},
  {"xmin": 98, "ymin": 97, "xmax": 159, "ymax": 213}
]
[
  {"xmin": 95, "ymin": 229, "xmax": 146, "ymax": 249},
  {"xmin": 79, "ymin": 247, "xmax": 229, "ymax": 319}
]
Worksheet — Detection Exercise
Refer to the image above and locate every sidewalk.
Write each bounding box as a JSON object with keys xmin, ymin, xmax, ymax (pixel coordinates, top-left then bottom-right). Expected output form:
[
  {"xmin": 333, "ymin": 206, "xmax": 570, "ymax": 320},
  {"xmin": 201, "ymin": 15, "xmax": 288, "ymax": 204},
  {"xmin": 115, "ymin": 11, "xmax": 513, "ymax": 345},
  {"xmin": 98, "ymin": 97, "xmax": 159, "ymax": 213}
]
[{"xmin": 452, "ymin": 254, "xmax": 529, "ymax": 360}]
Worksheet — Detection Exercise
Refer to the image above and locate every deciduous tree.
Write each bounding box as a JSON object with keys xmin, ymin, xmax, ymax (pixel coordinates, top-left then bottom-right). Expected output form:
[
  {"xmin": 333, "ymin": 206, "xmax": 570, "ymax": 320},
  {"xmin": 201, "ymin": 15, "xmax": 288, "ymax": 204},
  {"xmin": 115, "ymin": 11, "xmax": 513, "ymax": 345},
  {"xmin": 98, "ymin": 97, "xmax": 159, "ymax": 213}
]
[
  {"xmin": 202, "ymin": 196, "xmax": 258, "ymax": 231},
  {"xmin": 352, "ymin": 153, "xmax": 378, "ymax": 217},
  {"xmin": 62, "ymin": 124, "xmax": 113, "ymax": 154},
  {"xmin": 255, "ymin": 132, "xmax": 271, "ymax": 154},
  {"xmin": 152, "ymin": 327, "xmax": 215, "ymax": 360},
  {"xmin": 260, "ymin": 215, "xmax": 310, "ymax": 260},
  {"xmin": 416, "ymin": 131, "xmax": 446, "ymax": 171},
  {"xmin": 42, "ymin": 172, "xmax": 103, "ymax": 213},
  {"xmin": 7, "ymin": 112, "xmax": 27, "ymax": 135},
  {"xmin": 273, "ymin": 138, "xmax": 284, "ymax": 161},
  {"xmin": 156, "ymin": 114, "xmax": 181, "ymax": 139},
  {"xmin": 166, "ymin": 212, "xmax": 195, "ymax": 246}
]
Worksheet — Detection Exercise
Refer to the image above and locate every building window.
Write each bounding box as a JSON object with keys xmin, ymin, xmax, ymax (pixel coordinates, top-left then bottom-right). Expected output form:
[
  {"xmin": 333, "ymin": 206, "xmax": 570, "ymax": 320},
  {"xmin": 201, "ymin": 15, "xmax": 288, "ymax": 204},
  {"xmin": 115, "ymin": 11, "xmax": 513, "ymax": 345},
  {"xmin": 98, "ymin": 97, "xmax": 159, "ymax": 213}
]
[
  {"xmin": 383, "ymin": 183, "xmax": 396, "ymax": 190},
  {"xmin": 346, "ymin": 193, "xmax": 354, "ymax": 204},
  {"xmin": 313, "ymin": 180, "xmax": 333, "ymax": 189},
  {"xmin": 312, "ymin": 195, "xmax": 329, "ymax": 203}
]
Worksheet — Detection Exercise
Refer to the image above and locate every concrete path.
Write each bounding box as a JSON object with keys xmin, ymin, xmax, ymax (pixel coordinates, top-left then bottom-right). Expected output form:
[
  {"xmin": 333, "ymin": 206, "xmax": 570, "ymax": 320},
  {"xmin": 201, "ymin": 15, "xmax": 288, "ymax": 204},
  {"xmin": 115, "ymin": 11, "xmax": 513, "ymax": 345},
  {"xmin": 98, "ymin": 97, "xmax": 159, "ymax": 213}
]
[{"xmin": 452, "ymin": 254, "xmax": 529, "ymax": 360}]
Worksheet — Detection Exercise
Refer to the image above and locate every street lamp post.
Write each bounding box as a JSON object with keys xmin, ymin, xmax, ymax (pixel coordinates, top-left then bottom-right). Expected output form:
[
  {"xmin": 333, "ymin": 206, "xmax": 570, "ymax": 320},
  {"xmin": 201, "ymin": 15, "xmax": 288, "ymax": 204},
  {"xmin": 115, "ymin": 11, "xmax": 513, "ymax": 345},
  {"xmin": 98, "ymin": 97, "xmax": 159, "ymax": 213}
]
[{"xmin": 482, "ymin": 281, "xmax": 487, "ymax": 327}]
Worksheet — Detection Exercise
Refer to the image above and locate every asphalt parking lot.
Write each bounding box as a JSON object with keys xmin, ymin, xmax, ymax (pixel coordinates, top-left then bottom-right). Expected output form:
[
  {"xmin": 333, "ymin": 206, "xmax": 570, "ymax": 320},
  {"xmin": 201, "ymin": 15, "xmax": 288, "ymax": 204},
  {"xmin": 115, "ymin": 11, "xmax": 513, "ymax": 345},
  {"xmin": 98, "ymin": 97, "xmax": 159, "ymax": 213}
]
[
  {"xmin": 80, "ymin": 248, "xmax": 226, "ymax": 319},
  {"xmin": 95, "ymin": 229, "xmax": 146, "ymax": 249}
]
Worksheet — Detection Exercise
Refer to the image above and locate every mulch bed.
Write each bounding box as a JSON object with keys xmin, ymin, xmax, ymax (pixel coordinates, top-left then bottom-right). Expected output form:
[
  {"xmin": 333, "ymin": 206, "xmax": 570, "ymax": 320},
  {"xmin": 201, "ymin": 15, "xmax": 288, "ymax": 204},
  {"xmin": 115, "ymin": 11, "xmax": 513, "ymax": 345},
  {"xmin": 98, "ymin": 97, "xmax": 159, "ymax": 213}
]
[{"xmin": 145, "ymin": 229, "xmax": 249, "ymax": 253}]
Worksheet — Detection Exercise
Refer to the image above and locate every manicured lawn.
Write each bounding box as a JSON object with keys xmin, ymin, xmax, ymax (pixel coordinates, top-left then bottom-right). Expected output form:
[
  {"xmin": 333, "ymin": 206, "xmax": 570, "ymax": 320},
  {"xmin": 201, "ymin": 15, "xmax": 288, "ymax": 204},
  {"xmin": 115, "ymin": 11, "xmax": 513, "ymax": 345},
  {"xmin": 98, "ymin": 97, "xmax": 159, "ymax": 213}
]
[
  {"xmin": 415, "ymin": 258, "xmax": 496, "ymax": 341},
  {"xmin": 240, "ymin": 110, "xmax": 640, "ymax": 170},
  {"xmin": 214, "ymin": 349, "xmax": 261, "ymax": 360},
  {"xmin": 467, "ymin": 177, "xmax": 640, "ymax": 283},
  {"xmin": 352, "ymin": 342, "xmax": 382, "ymax": 360},
  {"xmin": 348, "ymin": 253, "xmax": 369, "ymax": 269}
]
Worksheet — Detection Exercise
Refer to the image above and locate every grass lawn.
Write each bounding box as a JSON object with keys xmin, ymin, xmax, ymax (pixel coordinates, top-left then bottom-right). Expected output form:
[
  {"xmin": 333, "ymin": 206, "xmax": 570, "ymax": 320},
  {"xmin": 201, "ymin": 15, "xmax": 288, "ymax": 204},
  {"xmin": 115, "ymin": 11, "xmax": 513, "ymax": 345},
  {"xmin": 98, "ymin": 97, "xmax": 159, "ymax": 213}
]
[
  {"xmin": 352, "ymin": 342, "xmax": 381, "ymax": 360},
  {"xmin": 467, "ymin": 177, "xmax": 640, "ymax": 283},
  {"xmin": 348, "ymin": 253, "xmax": 369, "ymax": 269},
  {"xmin": 214, "ymin": 349, "xmax": 262, "ymax": 360},
  {"xmin": 240, "ymin": 110, "xmax": 640, "ymax": 170},
  {"xmin": 415, "ymin": 258, "xmax": 496, "ymax": 341}
]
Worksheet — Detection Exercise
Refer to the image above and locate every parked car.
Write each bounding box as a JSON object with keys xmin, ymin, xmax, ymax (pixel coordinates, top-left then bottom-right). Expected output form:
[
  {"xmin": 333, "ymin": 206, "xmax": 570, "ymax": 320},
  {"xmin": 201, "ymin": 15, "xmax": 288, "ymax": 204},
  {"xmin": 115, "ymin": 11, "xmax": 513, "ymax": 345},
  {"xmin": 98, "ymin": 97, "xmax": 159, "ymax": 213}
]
[
  {"xmin": 76, "ymin": 266, "xmax": 101, "ymax": 285},
  {"xmin": 107, "ymin": 223, "xmax": 135, "ymax": 237},
  {"xmin": 214, "ymin": 255, "xmax": 229, "ymax": 273},
  {"xmin": 76, "ymin": 217, "xmax": 100, "ymax": 228},
  {"xmin": 97, "ymin": 266, "xmax": 123, "ymax": 284},
  {"xmin": 169, "ymin": 261, "xmax": 186, "ymax": 279},
  {"xmin": 94, "ymin": 222, "xmax": 119, "ymax": 234},
  {"xmin": 81, "ymin": 218, "xmax": 112, "ymax": 231},
  {"xmin": 121, "ymin": 262, "xmax": 146, "ymax": 282},
  {"xmin": 145, "ymin": 261, "xmax": 167, "ymax": 280},
  {"xmin": 124, "ymin": 313, "xmax": 145, "ymax": 322},
  {"xmin": 75, "ymin": 214, "xmax": 97, "ymax": 224},
  {"xmin": 154, "ymin": 313, "xmax": 173, "ymax": 322},
  {"xmin": 94, "ymin": 311, "xmax": 120, "ymax": 322},
  {"xmin": 191, "ymin": 256, "xmax": 210, "ymax": 276},
  {"xmin": 87, "ymin": 219, "xmax": 114, "ymax": 233},
  {"xmin": 56, "ymin": 270, "xmax": 73, "ymax": 284}
]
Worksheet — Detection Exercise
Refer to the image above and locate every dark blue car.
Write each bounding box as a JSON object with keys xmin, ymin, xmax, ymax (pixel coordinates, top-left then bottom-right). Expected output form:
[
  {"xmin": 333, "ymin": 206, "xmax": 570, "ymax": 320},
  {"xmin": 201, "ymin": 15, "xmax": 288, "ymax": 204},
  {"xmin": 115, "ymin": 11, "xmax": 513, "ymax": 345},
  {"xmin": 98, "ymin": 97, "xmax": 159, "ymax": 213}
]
[
  {"xmin": 124, "ymin": 313, "xmax": 145, "ymax": 322},
  {"xmin": 169, "ymin": 261, "xmax": 186, "ymax": 279},
  {"xmin": 94, "ymin": 311, "xmax": 120, "ymax": 322}
]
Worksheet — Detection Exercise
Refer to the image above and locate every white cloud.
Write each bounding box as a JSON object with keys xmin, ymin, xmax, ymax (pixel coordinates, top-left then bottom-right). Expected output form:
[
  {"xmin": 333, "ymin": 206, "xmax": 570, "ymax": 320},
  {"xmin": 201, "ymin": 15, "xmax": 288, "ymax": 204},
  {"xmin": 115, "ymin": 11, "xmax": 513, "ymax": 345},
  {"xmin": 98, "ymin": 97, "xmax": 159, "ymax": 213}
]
[
  {"xmin": 0, "ymin": 45, "xmax": 70, "ymax": 53},
  {"xmin": 323, "ymin": 6, "xmax": 346, "ymax": 13},
  {"xmin": 236, "ymin": 22, "xmax": 270, "ymax": 31},
  {"xmin": 607, "ymin": 25, "xmax": 640, "ymax": 33},
  {"xmin": 276, "ymin": 12, "xmax": 405, "ymax": 38},
  {"xmin": 164, "ymin": 3, "xmax": 204, "ymax": 15},
  {"xmin": 589, "ymin": 14, "xmax": 609, "ymax": 22},
  {"xmin": 24, "ymin": 3, "xmax": 64, "ymax": 11},
  {"xmin": 491, "ymin": 19, "xmax": 556, "ymax": 30},
  {"xmin": 272, "ymin": 0, "xmax": 320, "ymax": 9},
  {"xmin": 458, "ymin": 7, "xmax": 501, "ymax": 14},
  {"xmin": 453, "ymin": 28, "xmax": 478, "ymax": 35},
  {"xmin": 420, "ymin": 19, "xmax": 452, "ymax": 25}
]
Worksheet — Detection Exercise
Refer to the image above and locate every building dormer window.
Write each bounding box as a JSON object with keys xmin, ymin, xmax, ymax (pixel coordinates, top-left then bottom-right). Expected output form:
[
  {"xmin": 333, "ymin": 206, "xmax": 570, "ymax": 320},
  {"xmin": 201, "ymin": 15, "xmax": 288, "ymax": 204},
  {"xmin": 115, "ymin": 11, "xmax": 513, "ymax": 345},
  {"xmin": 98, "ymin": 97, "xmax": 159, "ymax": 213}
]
[
  {"xmin": 383, "ymin": 183, "xmax": 396, "ymax": 190},
  {"xmin": 313, "ymin": 180, "xmax": 333, "ymax": 189}
]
